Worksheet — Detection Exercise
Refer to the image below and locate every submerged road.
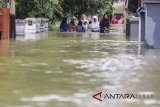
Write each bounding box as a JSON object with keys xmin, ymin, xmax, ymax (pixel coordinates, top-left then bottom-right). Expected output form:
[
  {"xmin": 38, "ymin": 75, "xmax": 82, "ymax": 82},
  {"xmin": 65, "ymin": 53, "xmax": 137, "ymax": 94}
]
[{"xmin": 0, "ymin": 31, "xmax": 160, "ymax": 107}]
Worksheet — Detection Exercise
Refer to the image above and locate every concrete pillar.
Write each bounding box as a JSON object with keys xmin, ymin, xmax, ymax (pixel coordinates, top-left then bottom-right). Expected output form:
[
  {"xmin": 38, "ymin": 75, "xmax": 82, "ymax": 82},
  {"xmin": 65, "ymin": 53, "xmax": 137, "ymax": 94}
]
[
  {"xmin": 0, "ymin": 8, "xmax": 10, "ymax": 40},
  {"xmin": 128, "ymin": 17, "xmax": 139, "ymax": 41},
  {"xmin": 141, "ymin": 13, "xmax": 145, "ymax": 41},
  {"xmin": 143, "ymin": 0, "xmax": 160, "ymax": 48}
]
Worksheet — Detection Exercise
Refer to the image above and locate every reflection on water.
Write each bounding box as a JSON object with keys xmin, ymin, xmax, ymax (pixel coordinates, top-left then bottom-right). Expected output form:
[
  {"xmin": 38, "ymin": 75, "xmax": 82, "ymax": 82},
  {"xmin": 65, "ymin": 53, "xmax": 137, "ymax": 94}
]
[
  {"xmin": 16, "ymin": 32, "xmax": 48, "ymax": 41},
  {"xmin": 0, "ymin": 32, "xmax": 160, "ymax": 107},
  {"xmin": 0, "ymin": 40, "xmax": 9, "ymax": 62}
]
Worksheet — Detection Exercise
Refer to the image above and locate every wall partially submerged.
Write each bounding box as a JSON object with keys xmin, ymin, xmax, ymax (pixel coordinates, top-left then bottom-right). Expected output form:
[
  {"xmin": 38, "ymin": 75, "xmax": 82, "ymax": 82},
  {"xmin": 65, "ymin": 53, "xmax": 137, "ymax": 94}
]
[{"xmin": 16, "ymin": 18, "xmax": 49, "ymax": 35}]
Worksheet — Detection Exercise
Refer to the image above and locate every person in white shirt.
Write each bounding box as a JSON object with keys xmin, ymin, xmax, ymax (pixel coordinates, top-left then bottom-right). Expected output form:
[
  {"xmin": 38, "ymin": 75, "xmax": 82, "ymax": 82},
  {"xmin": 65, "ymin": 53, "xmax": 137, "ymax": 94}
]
[
  {"xmin": 118, "ymin": 16, "xmax": 124, "ymax": 24},
  {"xmin": 81, "ymin": 14, "xmax": 89, "ymax": 32},
  {"xmin": 91, "ymin": 16, "xmax": 100, "ymax": 32}
]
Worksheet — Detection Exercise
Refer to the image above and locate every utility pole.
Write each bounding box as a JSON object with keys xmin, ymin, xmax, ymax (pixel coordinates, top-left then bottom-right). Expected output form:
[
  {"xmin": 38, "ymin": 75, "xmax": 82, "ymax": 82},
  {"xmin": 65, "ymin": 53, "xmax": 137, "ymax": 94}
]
[{"xmin": 9, "ymin": 0, "xmax": 16, "ymax": 38}]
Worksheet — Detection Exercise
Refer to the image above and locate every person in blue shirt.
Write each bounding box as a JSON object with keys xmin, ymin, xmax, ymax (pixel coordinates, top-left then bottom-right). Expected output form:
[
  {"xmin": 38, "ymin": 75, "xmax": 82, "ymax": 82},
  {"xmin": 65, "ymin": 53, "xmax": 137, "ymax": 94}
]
[
  {"xmin": 60, "ymin": 16, "xmax": 68, "ymax": 32},
  {"xmin": 76, "ymin": 21, "xmax": 85, "ymax": 32}
]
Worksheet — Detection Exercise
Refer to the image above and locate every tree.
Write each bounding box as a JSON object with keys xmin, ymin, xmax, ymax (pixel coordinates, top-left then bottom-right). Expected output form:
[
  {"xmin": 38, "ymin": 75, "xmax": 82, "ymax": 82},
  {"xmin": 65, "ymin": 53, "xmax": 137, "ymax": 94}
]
[
  {"xmin": 61, "ymin": 0, "xmax": 116, "ymax": 16},
  {"xmin": 0, "ymin": 0, "xmax": 7, "ymax": 8},
  {"xmin": 16, "ymin": 0, "xmax": 117, "ymax": 23},
  {"xmin": 16, "ymin": 0, "xmax": 63, "ymax": 23}
]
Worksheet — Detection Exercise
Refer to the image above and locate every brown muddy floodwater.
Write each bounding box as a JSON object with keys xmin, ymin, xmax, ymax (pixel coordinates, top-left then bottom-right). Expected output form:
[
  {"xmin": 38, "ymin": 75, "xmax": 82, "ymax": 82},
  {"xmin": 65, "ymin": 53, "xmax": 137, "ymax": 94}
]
[{"xmin": 0, "ymin": 31, "xmax": 160, "ymax": 107}]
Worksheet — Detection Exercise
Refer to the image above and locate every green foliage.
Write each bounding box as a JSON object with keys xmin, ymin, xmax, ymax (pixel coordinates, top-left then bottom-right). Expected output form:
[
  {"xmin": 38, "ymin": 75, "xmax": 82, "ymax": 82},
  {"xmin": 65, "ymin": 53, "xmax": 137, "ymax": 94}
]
[
  {"xmin": 0, "ymin": 0, "xmax": 7, "ymax": 8},
  {"xmin": 61, "ymin": 0, "xmax": 115, "ymax": 15},
  {"xmin": 16, "ymin": 0, "xmax": 63, "ymax": 23},
  {"xmin": 16, "ymin": 0, "xmax": 117, "ymax": 23}
]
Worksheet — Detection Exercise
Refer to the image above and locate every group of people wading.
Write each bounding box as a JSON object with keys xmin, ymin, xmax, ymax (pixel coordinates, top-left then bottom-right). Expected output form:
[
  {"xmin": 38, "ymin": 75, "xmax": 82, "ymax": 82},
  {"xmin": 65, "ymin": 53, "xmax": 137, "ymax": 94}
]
[{"xmin": 60, "ymin": 14, "xmax": 111, "ymax": 33}]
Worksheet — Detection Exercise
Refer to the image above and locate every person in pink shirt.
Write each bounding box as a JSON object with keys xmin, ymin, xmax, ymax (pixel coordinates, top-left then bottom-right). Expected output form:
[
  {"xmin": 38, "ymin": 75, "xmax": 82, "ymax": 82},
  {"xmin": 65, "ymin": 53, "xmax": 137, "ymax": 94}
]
[{"xmin": 111, "ymin": 16, "xmax": 118, "ymax": 24}]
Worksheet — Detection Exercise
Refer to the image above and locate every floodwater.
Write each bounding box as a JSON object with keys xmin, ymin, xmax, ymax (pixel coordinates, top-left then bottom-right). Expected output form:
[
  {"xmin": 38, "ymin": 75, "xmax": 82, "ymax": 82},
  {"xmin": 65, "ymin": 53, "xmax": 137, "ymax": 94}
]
[{"xmin": 0, "ymin": 31, "xmax": 160, "ymax": 107}]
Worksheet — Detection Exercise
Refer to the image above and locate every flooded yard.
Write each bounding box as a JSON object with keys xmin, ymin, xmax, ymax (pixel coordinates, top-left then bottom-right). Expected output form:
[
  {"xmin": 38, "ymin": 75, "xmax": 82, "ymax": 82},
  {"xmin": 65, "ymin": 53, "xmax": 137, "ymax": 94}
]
[{"xmin": 0, "ymin": 31, "xmax": 160, "ymax": 107}]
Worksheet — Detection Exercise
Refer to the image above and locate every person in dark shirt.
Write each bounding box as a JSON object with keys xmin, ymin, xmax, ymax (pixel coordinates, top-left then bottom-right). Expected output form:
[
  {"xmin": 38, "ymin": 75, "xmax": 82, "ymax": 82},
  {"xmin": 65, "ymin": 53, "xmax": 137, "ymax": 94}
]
[{"xmin": 100, "ymin": 14, "xmax": 110, "ymax": 33}]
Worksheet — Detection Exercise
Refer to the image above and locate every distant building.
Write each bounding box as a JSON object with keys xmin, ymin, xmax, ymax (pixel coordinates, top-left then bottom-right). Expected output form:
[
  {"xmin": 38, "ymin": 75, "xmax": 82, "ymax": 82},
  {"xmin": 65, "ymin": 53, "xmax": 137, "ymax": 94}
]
[{"xmin": 113, "ymin": 0, "xmax": 125, "ymax": 19}]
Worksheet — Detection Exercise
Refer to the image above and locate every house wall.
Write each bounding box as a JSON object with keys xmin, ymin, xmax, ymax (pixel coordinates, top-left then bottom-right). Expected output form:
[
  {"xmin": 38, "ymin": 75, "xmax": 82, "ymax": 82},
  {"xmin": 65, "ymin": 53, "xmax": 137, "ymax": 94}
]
[{"xmin": 143, "ymin": 0, "xmax": 160, "ymax": 48}]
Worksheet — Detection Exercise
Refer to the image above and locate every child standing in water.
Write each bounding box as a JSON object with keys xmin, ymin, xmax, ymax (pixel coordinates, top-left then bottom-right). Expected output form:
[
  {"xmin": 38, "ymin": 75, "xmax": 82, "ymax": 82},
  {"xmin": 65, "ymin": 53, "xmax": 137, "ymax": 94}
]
[{"xmin": 83, "ymin": 21, "xmax": 88, "ymax": 32}]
